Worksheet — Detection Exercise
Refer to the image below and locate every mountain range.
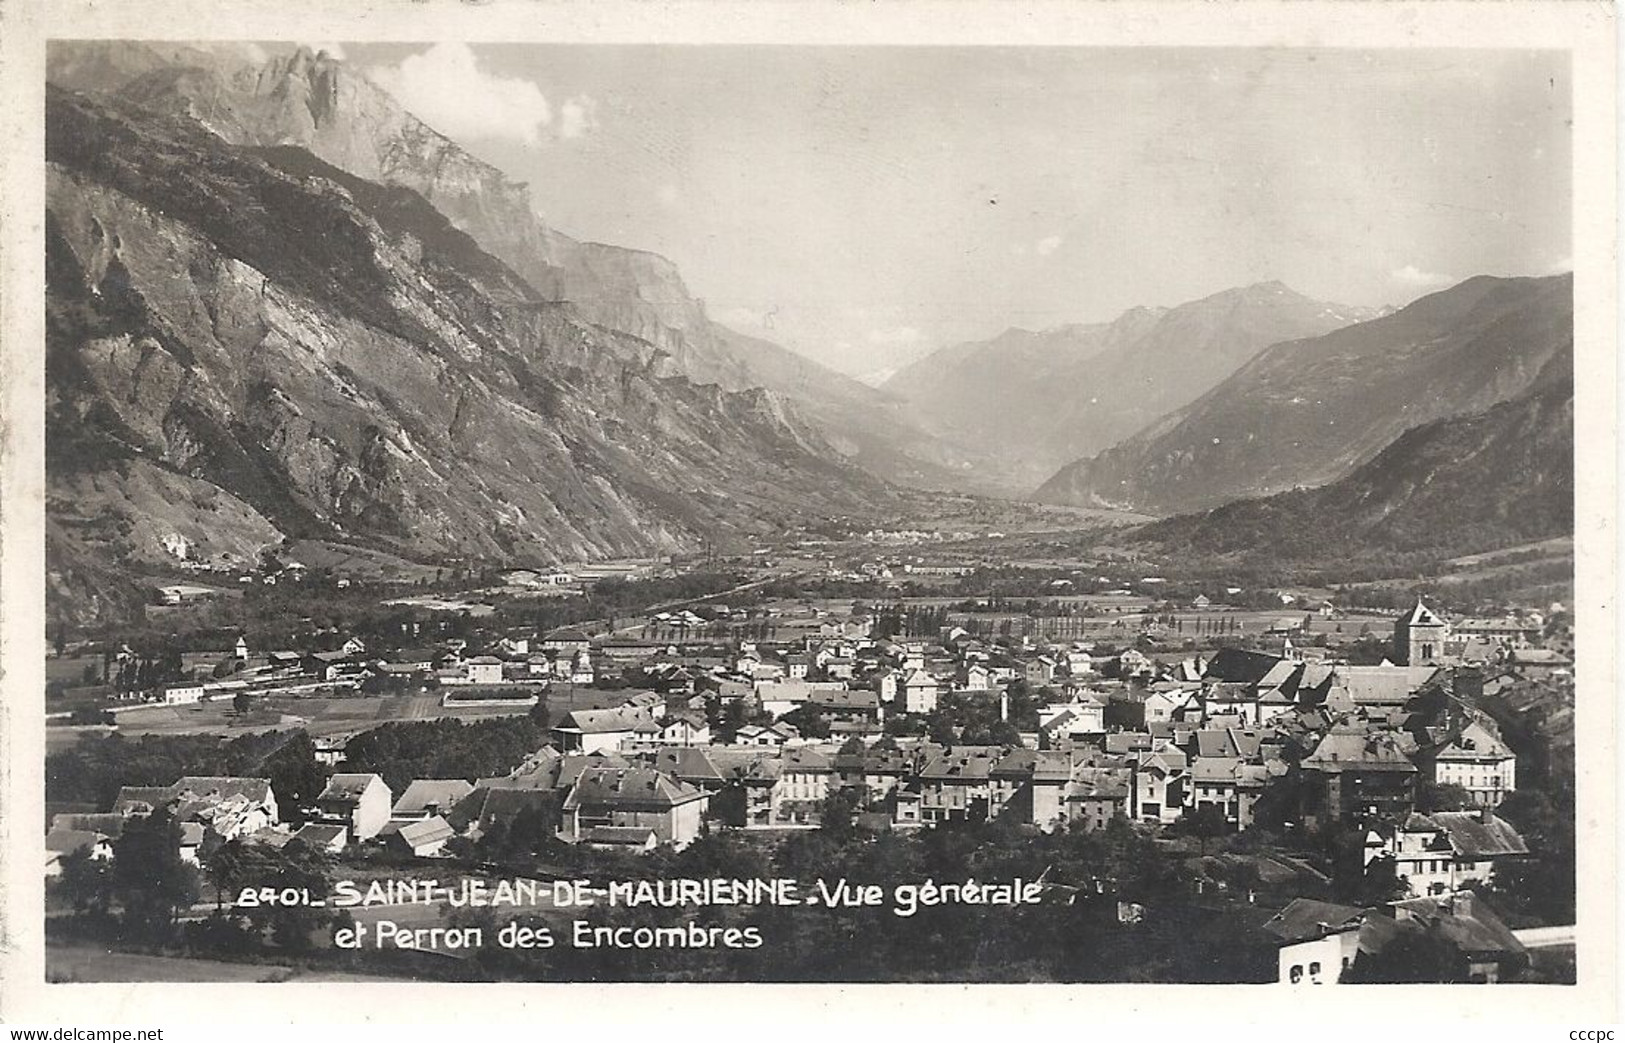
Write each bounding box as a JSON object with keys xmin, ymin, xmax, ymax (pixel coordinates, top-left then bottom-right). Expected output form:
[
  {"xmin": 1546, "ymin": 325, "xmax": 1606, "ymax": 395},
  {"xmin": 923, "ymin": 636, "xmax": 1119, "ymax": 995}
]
[
  {"xmin": 45, "ymin": 42, "xmax": 968, "ymax": 493},
  {"xmin": 1131, "ymin": 340, "xmax": 1573, "ymax": 559},
  {"xmin": 41, "ymin": 42, "xmax": 1576, "ymax": 622},
  {"xmin": 1036, "ymin": 273, "xmax": 1574, "ymax": 515},
  {"xmin": 883, "ymin": 282, "xmax": 1382, "ymax": 493},
  {"xmin": 45, "ymin": 85, "xmax": 899, "ymax": 621}
]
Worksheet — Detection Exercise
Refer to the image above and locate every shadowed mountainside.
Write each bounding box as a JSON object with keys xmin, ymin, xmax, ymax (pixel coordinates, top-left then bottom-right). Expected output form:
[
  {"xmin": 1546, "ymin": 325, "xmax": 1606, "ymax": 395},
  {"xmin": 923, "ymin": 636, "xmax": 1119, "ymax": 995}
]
[
  {"xmin": 1037, "ymin": 274, "xmax": 1572, "ymax": 515},
  {"xmin": 45, "ymin": 86, "xmax": 895, "ymax": 622}
]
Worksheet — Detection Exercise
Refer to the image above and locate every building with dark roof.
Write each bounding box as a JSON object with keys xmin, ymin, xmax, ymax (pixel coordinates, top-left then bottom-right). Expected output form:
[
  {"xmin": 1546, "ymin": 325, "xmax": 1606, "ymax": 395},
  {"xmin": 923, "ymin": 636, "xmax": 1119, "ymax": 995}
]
[
  {"xmin": 1388, "ymin": 809, "xmax": 1529, "ymax": 898},
  {"xmin": 316, "ymin": 773, "xmax": 392, "ymax": 840},
  {"xmin": 561, "ymin": 766, "xmax": 709, "ymax": 849},
  {"xmin": 1300, "ymin": 726, "xmax": 1419, "ymax": 824}
]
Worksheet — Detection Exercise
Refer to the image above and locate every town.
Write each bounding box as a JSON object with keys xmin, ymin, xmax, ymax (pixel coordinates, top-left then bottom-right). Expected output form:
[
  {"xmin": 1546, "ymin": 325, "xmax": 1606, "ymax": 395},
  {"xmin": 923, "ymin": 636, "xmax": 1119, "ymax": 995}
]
[{"xmin": 43, "ymin": 547, "xmax": 1578, "ymax": 984}]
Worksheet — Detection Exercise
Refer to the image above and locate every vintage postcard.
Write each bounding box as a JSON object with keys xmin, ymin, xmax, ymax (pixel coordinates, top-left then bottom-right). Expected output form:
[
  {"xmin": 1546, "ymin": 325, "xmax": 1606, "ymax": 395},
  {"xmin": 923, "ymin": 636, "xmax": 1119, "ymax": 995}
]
[{"xmin": 0, "ymin": 0, "xmax": 1616, "ymax": 1027}]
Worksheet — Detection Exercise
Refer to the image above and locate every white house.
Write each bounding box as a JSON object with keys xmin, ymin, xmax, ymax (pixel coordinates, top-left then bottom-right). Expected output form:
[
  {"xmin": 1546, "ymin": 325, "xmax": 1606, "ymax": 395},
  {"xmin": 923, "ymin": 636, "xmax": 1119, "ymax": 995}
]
[
  {"xmin": 461, "ymin": 656, "xmax": 505, "ymax": 685},
  {"xmin": 902, "ymin": 669, "xmax": 941, "ymax": 714},
  {"xmin": 162, "ymin": 682, "xmax": 205, "ymax": 706},
  {"xmin": 1144, "ymin": 689, "xmax": 1197, "ymax": 724},
  {"xmin": 553, "ymin": 707, "xmax": 650, "ymax": 754},
  {"xmin": 1427, "ymin": 719, "xmax": 1517, "ymax": 807},
  {"xmin": 656, "ymin": 714, "xmax": 711, "ymax": 747},
  {"xmin": 316, "ymin": 773, "xmax": 393, "ymax": 841},
  {"xmin": 1263, "ymin": 899, "xmax": 1368, "ymax": 985},
  {"xmin": 1386, "ymin": 810, "xmax": 1529, "ymax": 898}
]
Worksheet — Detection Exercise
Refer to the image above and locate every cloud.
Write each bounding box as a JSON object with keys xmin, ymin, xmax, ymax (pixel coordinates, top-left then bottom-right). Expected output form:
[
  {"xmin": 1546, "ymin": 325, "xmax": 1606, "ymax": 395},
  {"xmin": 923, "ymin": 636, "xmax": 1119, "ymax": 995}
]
[
  {"xmin": 1035, "ymin": 234, "xmax": 1064, "ymax": 257},
  {"xmin": 370, "ymin": 43, "xmax": 552, "ymax": 146},
  {"xmin": 656, "ymin": 184, "xmax": 681, "ymax": 206},
  {"xmin": 559, "ymin": 96, "xmax": 597, "ymax": 139},
  {"xmin": 1390, "ymin": 264, "xmax": 1453, "ymax": 287},
  {"xmin": 866, "ymin": 326, "xmax": 922, "ymax": 346}
]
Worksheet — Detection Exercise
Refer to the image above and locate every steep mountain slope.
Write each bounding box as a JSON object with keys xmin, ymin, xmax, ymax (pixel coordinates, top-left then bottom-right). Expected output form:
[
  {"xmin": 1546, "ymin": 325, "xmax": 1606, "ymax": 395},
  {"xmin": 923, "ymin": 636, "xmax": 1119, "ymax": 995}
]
[
  {"xmin": 45, "ymin": 42, "xmax": 961, "ymax": 491},
  {"xmin": 1036, "ymin": 274, "xmax": 1573, "ymax": 514},
  {"xmin": 1130, "ymin": 346, "xmax": 1573, "ymax": 559},
  {"xmin": 884, "ymin": 282, "xmax": 1377, "ymax": 492},
  {"xmin": 706, "ymin": 323, "xmax": 980, "ymax": 490},
  {"xmin": 45, "ymin": 87, "xmax": 892, "ymax": 621}
]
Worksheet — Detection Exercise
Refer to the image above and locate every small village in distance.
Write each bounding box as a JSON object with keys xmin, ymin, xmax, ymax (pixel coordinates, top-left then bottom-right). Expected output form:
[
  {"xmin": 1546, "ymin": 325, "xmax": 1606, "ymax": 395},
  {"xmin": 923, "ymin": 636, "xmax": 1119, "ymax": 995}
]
[{"xmin": 44, "ymin": 536, "xmax": 1578, "ymax": 984}]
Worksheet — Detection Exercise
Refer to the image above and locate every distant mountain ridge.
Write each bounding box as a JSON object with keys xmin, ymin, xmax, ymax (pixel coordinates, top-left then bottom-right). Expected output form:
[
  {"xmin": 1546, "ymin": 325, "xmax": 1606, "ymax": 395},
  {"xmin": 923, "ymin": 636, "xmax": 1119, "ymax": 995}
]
[
  {"xmin": 1131, "ymin": 343, "xmax": 1573, "ymax": 559},
  {"xmin": 45, "ymin": 41, "xmax": 964, "ymax": 491},
  {"xmin": 1036, "ymin": 273, "xmax": 1573, "ymax": 515},
  {"xmin": 883, "ymin": 281, "xmax": 1380, "ymax": 493}
]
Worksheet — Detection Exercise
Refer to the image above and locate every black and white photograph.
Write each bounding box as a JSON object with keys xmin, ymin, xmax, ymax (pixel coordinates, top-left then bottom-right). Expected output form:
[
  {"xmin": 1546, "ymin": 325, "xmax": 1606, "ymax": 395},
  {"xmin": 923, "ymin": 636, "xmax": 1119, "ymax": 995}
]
[{"xmin": 1, "ymin": 0, "xmax": 1617, "ymax": 1023}]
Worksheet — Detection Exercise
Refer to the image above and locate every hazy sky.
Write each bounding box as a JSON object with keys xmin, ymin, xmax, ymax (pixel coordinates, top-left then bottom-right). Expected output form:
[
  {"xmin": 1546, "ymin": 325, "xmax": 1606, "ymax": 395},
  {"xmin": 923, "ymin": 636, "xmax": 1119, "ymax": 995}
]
[{"xmin": 339, "ymin": 43, "xmax": 1572, "ymax": 381}]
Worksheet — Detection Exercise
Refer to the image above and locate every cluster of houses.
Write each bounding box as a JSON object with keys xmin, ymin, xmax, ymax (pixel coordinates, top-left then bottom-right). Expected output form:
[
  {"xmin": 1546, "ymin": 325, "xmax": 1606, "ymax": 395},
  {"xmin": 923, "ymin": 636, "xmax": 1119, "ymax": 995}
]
[
  {"xmin": 52, "ymin": 597, "xmax": 1568, "ymax": 982},
  {"xmin": 141, "ymin": 630, "xmax": 599, "ymax": 707},
  {"xmin": 66, "ymin": 602, "xmax": 1535, "ymax": 882}
]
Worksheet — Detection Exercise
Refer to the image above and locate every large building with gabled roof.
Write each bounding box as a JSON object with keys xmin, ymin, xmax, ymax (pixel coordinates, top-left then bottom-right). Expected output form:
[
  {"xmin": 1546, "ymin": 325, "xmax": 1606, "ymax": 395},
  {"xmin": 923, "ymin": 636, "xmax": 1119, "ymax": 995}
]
[{"xmin": 560, "ymin": 766, "xmax": 709, "ymax": 849}]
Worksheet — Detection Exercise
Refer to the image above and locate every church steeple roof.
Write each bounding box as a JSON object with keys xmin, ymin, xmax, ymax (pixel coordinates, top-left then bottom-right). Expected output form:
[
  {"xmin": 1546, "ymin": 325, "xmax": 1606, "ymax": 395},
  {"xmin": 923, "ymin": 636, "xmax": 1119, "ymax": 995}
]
[{"xmin": 1401, "ymin": 598, "xmax": 1444, "ymax": 628}]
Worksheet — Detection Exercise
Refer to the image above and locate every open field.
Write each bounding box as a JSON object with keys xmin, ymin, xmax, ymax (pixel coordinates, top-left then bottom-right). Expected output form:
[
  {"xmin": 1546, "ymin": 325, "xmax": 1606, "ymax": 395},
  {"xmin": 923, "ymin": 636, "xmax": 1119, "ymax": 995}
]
[
  {"xmin": 46, "ymin": 654, "xmax": 104, "ymax": 684},
  {"xmin": 102, "ymin": 685, "xmax": 631, "ymax": 741},
  {"xmin": 45, "ymin": 944, "xmax": 403, "ymax": 983},
  {"xmin": 383, "ymin": 594, "xmax": 497, "ymax": 615},
  {"xmin": 1448, "ymin": 537, "xmax": 1573, "ymax": 569},
  {"xmin": 286, "ymin": 539, "xmax": 447, "ymax": 583}
]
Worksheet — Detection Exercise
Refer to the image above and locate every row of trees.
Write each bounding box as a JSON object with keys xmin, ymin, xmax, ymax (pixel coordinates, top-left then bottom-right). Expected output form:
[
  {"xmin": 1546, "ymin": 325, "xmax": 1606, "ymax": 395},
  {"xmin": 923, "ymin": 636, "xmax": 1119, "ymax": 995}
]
[
  {"xmin": 47, "ymin": 730, "xmax": 326, "ymax": 816},
  {"xmin": 338, "ymin": 714, "xmax": 551, "ymax": 795}
]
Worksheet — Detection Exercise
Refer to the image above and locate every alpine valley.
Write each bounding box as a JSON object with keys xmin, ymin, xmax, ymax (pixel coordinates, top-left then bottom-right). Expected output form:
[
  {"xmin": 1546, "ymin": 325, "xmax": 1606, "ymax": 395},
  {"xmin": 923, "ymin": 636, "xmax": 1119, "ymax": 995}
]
[{"xmin": 43, "ymin": 43, "xmax": 1576, "ymax": 626}]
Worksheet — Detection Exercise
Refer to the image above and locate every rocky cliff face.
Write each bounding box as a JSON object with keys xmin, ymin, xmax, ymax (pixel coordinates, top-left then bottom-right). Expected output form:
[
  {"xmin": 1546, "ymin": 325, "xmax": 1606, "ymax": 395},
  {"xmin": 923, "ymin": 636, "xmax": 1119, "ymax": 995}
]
[
  {"xmin": 1036, "ymin": 274, "xmax": 1573, "ymax": 514},
  {"xmin": 45, "ymin": 87, "xmax": 891, "ymax": 621},
  {"xmin": 47, "ymin": 42, "xmax": 959, "ymax": 491},
  {"xmin": 884, "ymin": 282, "xmax": 1379, "ymax": 493}
]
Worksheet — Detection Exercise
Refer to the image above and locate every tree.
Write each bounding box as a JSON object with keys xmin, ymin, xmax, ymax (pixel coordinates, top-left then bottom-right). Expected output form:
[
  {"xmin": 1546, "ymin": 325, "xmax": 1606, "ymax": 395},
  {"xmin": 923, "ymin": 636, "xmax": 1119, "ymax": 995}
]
[
  {"xmin": 205, "ymin": 838, "xmax": 336, "ymax": 950},
  {"xmin": 54, "ymin": 847, "xmax": 111, "ymax": 917},
  {"xmin": 705, "ymin": 783, "xmax": 749, "ymax": 828},
  {"xmin": 719, "ymin": 699, "xmax": 748, "ymax": 739},
  {"xmin": 1169, "ymin": 804, "xmax": 1230, "ymax": 855},
  {"xmin": 110, "ymin": 811, "xmax": 200, "ymax": 943},
  {"xmin": 1489, "ymin": 788, "xmax": 1575, "ymax": 924},
  {"xmin": 927, "ymin": 714, "xmax": 958, "ymax": 744},
  {"xmin": 1416, "ymin": 781, "xmax": 1475, "ymax": 812},
  {"xmin": 256, "ymin": 732, "xmax": 327, "ymax": 822},
  {"xmin": 233, "ymin": 691, "xmax": 254, "ymax": 715},
  {"xmin": 818, "ymin": 787, "xmax": 862, "ymax": 841},
  {"xmin": 781, "ymin": 705, "xmax": 830, "ymax": 741}
]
